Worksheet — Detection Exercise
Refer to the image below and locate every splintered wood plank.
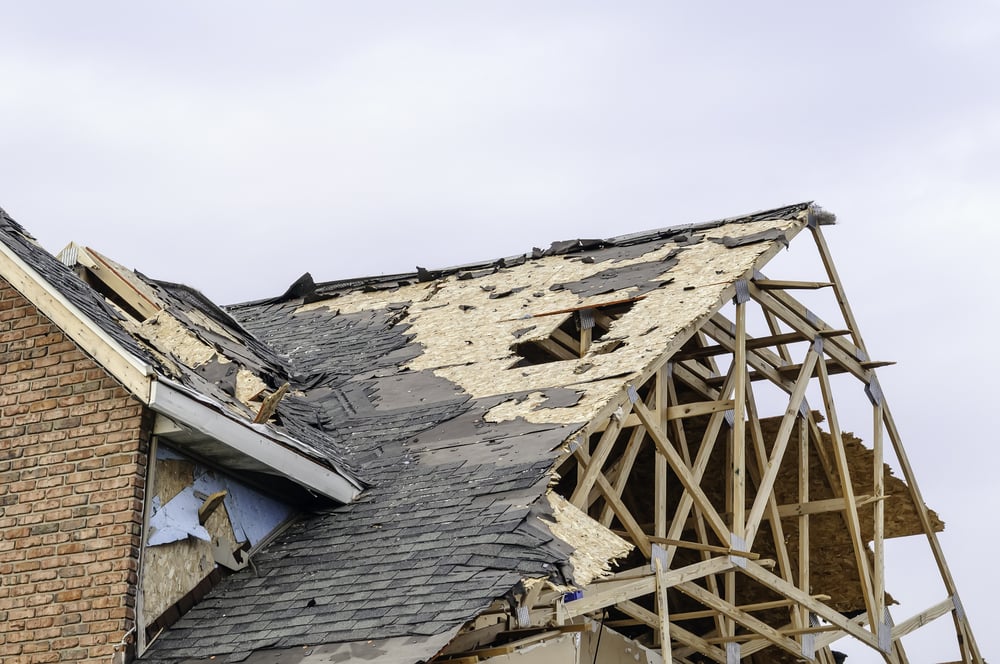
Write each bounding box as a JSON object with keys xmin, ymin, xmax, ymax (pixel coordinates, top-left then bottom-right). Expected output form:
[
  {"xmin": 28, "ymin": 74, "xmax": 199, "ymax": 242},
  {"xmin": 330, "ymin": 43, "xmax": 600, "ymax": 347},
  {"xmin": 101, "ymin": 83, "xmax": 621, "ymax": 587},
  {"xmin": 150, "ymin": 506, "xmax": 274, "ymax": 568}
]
[{"xmin": 253, "ymin": 382, "xmax": 290, "ymax": 423}]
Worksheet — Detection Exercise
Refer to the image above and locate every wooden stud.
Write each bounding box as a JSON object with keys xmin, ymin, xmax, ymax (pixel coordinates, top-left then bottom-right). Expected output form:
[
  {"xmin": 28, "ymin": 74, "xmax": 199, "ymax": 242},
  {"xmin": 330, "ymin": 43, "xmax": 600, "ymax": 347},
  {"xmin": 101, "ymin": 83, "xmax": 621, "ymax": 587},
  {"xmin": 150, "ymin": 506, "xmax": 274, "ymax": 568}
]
[
  {"xmin": 873, "ymin": 401, "xmax": 886, "ymax": 646},
  {"xmin": 815, "ymin": 358, "xmax": 879, "ymax": 629},
  {"xmin": 739, "ymin": 560, "xmax": 880, "ymax": 650},
  {"xmin": 570, "ymin": 407, "xmax": 628, "ymax": 508},
  {"xmin": 754, "ymin": 279, "xmax": 834, "ymax": 290},
  {"xmin": 655, "ymin": 367, "xmax": 669, "ymax": 540},
  {"xmin": 655, "ymin": 558, "xmax": 674, "ymax": 663},
  {"xmin": 674, "ymin": 581, "xmax": 804, "ymax": 658},
  {"xmin": 732, "ymin": 298, "xmax": 747, "ymax": 543},
  {"xmin": 632, "ymin": 397, "xmax": 731, "ymax": 544},
  {"xmin": 744, "ymin": 347, "xmax": 819, "ymax": 546}
]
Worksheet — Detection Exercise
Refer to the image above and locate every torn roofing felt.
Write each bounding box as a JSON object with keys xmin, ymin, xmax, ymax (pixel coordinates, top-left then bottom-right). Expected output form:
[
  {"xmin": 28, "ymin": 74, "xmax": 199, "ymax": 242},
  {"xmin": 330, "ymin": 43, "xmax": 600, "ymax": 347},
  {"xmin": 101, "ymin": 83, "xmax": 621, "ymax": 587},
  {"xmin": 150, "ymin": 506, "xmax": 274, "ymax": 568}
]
[{"xmin": 3, "ymin": 202, "xmax": 818, "ymax": 662}]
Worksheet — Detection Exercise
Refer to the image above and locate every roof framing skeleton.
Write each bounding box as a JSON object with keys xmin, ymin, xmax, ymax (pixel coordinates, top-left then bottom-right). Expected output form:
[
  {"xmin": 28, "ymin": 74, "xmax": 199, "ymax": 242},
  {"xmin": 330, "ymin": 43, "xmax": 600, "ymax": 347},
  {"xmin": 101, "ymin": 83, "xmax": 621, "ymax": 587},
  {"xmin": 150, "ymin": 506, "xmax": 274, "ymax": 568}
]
[
  {"xmin": 436, "ymin": 221, "xmax": 982, "ymax": 663},
  {"xmin": 0, "ymin": 203, "xmax": 980, "ymax": 663}
]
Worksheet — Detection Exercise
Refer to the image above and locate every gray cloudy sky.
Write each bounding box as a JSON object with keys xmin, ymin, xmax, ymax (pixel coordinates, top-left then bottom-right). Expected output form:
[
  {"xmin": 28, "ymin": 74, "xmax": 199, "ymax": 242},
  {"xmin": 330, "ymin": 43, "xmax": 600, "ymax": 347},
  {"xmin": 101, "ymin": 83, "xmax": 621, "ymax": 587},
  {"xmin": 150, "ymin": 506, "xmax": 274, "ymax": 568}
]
[{"xmin": 1, "ymin": 2, "xmax": 997, "ymax": 660}]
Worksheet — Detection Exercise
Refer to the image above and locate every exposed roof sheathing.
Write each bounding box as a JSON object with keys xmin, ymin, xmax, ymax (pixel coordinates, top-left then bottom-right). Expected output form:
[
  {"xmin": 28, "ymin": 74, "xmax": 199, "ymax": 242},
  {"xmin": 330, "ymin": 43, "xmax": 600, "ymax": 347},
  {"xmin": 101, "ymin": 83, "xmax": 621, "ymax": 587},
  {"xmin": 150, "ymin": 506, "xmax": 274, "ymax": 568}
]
[{"xmin": 3, "ymin": 201, "xmax": 937, "ymax": 663}]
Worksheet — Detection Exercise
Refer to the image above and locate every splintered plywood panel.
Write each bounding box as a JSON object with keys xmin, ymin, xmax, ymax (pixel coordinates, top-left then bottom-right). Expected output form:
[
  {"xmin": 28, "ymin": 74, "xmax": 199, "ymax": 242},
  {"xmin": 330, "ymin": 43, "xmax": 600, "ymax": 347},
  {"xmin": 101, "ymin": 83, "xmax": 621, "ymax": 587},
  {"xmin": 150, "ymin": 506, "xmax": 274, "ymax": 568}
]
[
  {"xmin": 756, "ymin": 415, "xmax": 938, "ymax": 613},
  {"xmin": 758, "ymin": 416, "xmax": 943, "ymax": 541},
  {"xmin": 296, "ymin": 215, "xmax": 807, "ymax": 426},
  {"xmin": 544, "ymin": 492, "xmax": 633, "ymax": 586}
]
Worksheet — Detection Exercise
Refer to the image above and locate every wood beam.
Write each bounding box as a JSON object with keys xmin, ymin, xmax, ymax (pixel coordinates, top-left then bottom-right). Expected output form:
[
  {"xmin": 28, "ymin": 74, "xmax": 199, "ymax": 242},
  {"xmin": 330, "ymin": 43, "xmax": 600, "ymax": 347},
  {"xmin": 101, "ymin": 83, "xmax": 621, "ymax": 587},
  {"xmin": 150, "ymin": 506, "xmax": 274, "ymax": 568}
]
[
  {"xmin": 617, "ymin": 600, "xmax": 728, "ymax": 664},
  {"xmin": 754, "ymin": 279, "xmax": 834, "ymax": 290},
  {"xmin": 570, "ymin": 405, "xmax": 628, "ymax": 507},
  {"xmin": 674, "ymin": 581, "xmax": 804, "ymax": 658},
  {"xmin": 816, "ymin": 358, "xmax": 879, "ymax": 632},
  {"xmin": 776, "ymin": 495, "xmax": 877, "ymax": 518},
  {"xmin": 732, "ymin": 298, "xmax": 747, "ymax": 543},
  {"xmin": 631, "ymin": 395, "xmax": 731, "ymax": 543},
  {"xmin": 655, "ymin": 558, "xmax": 674, "ymax": 663},
  {"xmin": 744, "ymin": 345, "xmax": 819, "ymax": 546},
  {"xmin": 561, "ymin": 556, "xmax": 735, "ymax": 620},
  {"xmin": 675, "ymin": 329, "xmax": 850, "ymax": 362},
  {"xmin": 891, "ymin": 597, "xmax": 954, "ymax": 640},
  {"xmin": 740, "ymin": 560, "xmax": 880, "ymax": 650}
]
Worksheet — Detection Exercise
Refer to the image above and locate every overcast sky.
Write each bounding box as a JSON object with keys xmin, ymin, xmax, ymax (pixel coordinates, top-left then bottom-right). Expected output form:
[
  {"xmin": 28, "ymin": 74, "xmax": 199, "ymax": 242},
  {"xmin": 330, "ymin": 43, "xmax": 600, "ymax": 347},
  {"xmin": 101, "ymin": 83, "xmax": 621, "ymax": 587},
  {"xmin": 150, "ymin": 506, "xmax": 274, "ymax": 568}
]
[{"xmin": 1, "ymin": 2, "xmax": 996, "ymax": 661}]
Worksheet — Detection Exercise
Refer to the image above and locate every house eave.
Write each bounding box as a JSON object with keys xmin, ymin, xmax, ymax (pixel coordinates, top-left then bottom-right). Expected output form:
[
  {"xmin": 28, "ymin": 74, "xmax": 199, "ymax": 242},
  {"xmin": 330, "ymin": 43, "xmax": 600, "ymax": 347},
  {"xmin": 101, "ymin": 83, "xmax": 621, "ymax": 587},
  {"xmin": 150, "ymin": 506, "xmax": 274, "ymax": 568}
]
[{"xmin": 149, "ymin": 379, "xmax": 362, "ymax": 503}]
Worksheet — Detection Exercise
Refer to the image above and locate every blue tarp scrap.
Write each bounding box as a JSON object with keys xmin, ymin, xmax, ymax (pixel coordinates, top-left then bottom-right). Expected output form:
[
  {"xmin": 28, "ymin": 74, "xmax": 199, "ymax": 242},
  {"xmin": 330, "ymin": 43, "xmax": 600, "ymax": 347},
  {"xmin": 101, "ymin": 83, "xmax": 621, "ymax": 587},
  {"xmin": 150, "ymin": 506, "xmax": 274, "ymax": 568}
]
[{"xmin": 147, "ymin": 486, "xmax": 211, "ymax": 546}]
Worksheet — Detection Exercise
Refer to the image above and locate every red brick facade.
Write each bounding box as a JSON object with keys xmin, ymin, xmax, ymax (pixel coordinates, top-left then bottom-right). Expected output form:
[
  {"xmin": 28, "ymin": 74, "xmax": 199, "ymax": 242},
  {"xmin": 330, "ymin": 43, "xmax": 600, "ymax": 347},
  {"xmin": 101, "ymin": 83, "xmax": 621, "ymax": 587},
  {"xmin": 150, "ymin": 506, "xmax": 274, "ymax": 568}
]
[{"xmin": 0, "ymin": 278, "xmax": 151, "ymax": 663}]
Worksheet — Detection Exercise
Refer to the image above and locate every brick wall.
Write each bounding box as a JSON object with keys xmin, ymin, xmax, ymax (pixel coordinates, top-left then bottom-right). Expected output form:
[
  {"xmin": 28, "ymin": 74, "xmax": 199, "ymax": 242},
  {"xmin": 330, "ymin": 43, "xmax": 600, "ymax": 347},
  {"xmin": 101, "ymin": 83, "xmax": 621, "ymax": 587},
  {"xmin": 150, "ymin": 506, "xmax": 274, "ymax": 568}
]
[{"xmin": 0, "ymin": 277, "xmax": 152, "ymax": 663}]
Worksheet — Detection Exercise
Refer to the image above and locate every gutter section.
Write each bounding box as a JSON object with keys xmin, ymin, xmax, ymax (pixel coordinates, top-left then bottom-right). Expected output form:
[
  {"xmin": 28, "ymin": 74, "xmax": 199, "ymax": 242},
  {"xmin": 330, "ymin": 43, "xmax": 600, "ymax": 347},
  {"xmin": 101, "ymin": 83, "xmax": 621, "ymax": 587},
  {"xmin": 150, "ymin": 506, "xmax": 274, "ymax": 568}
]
[{"xmin": 149, "ymin": 379, "xmax": 361, "ymax": 503}]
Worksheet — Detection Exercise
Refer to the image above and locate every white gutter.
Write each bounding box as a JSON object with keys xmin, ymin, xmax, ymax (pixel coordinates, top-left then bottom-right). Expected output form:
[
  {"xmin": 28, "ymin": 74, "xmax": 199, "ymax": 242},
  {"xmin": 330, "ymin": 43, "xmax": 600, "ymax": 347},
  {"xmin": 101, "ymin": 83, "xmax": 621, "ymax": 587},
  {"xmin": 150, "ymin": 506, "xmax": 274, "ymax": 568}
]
[{"xmin": 149, "ymin": 380, "xmax": 361, "ymax": 503}]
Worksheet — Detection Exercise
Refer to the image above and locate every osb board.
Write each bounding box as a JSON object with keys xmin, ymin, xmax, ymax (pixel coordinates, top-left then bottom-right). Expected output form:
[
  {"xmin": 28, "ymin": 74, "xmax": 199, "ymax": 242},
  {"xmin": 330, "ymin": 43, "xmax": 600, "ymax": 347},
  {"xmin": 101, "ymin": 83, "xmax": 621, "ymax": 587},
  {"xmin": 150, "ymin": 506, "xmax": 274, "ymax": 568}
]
[
  {"xmin": 752, "ymin": 414, "xmax": 937, "ymax": 613},
  {"xmin": 296, "ymin": 215, "xmax": 807, "ymax": 427},
  {"xmin": 758, "ymin": 415, "xmax": 943, "ymax": 543},
  {"xmin": 544, "ymin": 492, "xmax": 633, "ymax": 587},
  {"xmin": 594, "ymin": 410, "xmax": 922, "ymax": 615},
  {"xmin": 141, "ymin": 536, "xmax": 216, "ymax": 625},
  {"xmin": 141, "ymin": 457, "xmax": 241, "ymax": 626}
]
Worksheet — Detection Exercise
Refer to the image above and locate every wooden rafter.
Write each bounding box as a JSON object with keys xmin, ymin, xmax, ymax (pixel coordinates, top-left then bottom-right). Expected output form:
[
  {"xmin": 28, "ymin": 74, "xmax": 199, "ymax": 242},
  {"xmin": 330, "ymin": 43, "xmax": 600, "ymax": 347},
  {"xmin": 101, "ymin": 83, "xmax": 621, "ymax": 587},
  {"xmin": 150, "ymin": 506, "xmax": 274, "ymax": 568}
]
[{"xmin": 525, "ymin": 231, "xmax": 981, "ymax": 663}]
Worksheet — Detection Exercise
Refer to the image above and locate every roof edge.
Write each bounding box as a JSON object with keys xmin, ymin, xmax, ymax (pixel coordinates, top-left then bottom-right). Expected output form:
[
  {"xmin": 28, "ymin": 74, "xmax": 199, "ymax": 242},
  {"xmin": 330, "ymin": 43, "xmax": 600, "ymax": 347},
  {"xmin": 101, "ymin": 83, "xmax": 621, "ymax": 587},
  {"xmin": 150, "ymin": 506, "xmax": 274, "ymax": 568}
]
[
  {"xmin": 149, "ymin": 379, "xmax": 362, "ymax": 503},
  {"xmin": 0, "ymin": 234, "xmax": 156, "ymax": 400}
]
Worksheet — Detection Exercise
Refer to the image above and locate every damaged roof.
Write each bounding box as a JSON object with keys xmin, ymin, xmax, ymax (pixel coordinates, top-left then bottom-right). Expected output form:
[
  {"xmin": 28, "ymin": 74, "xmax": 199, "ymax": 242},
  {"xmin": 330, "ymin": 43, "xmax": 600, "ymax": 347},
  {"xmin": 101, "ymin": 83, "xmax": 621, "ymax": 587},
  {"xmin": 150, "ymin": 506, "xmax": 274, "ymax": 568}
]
[{"xmin": 0, "ymin": 202, "xmax": 825, "ymax": 662}]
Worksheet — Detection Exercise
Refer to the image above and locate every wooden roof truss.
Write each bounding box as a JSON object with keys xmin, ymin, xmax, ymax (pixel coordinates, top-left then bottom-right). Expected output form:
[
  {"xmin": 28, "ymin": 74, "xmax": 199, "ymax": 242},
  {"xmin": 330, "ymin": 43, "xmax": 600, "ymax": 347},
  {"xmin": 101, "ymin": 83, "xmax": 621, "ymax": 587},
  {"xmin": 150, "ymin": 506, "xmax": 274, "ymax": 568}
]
[{"xmin": 440, "ymin": 225, "xmax": 983, "ymax": 663}]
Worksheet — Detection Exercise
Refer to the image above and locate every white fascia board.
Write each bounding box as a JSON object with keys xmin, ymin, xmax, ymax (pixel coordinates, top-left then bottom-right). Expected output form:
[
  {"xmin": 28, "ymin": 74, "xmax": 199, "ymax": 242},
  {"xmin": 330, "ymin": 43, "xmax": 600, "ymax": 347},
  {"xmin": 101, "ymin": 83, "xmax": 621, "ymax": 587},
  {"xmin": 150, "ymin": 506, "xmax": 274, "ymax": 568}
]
[
  {"xmin": 149, "ymin": 379, "xmax": 361, "ymax": 503},
  {"xmin": 0, "ymin": 238, "xmax": 154, "ymax": 401}
]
